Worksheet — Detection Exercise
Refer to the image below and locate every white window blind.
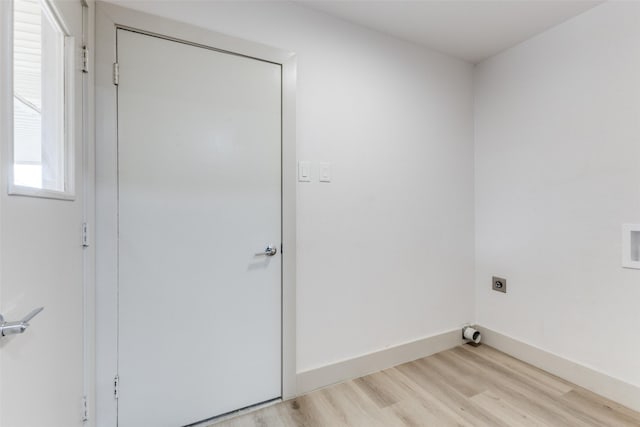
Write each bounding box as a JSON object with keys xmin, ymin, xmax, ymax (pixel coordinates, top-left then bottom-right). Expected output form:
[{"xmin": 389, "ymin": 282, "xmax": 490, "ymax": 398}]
[{"xmin": 13, "ymin": 0, "xmax": 67, "ymax": 192}]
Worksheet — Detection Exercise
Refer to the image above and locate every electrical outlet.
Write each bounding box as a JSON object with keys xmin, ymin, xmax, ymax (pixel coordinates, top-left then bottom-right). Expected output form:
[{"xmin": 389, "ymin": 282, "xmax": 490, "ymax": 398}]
[{"xmin": 492, "ymin": 276, "xmax": 507, "ymax": 293}]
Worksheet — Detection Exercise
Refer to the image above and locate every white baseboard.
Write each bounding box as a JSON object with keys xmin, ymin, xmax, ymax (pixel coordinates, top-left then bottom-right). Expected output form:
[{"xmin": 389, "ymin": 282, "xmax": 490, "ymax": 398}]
[
  {"xmin": 477, "ymin": 325, "xmax": 640, "ymax": 413},
  {"xmin": 296, "ymin": 329, "xmax": 463, "ymax": 395}
]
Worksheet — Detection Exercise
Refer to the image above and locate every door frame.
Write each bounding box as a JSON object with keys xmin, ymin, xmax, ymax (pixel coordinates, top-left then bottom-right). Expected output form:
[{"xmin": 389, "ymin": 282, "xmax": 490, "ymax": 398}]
[{"xmin": 94, "ymin": 2, "xmax": 297, "ymax": 425}]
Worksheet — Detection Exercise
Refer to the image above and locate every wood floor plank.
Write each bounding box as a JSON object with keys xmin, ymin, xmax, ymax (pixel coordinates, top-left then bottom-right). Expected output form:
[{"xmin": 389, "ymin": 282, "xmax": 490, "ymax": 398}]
[
  {"xmin": 322, "ymin": 381, "xmax": 393, "ymax": 427},
  {"xmin": 221, "ymin": 404, "xmax": 291, "ymax": 427},
  {"xmin": 569, "ymin": 385, "xmax": 640, "ymax": 421},
  {"xmin": 210, "ymin": 345, "xmax": 640, "ymax": 427},
  {"xmin": 383, "ymin": 396, "xmax": 457, "ymax": 427},
  {"xmin": 470, "ymin": 390, "xmax": 549, "ymax": 427},
  {"xmin": 287, "ymin": 392, "xmax": 335, "ymax": 427},
  {"xmin": 464, "ymin": 344, "xmax": 573, "ymax": 395},
  {"xmin": 450, "ymin": 346, "xmax": 602, "ymax": 427},
  {"xmin": 561, "ymin": 389, "xmax": 640, "ymax": 427},
  {"xmin": 353, "ymin": 371, "xmax": 402, "ymax": 408},
  {"xmin": 244, "ymin": 405, "xmax": 289, "ymax": 427},
  {"xmin": 397, "ymin": 359, "xmax": 512, "ymax": 427},
  {"xmin": 454, "ymin": 345, "xmax": 571, "ymax": 398},
  {"xmin": 315, "ymin": 386, "xmax": 353, "ymax": 426},
  {"xmin": 385, "ymin": 366, "xmax": 477, "ymax": 426},
  {"xmin": 424, "ymin": 351, "xmax": 490, "ymax": 397}
]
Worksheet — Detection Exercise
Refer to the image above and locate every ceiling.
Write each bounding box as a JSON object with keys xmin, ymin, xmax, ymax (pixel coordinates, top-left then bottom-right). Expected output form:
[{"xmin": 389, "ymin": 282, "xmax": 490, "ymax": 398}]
[{"xmin": 299, "ymin": 1, "xmax": 603, "ymax": 63}]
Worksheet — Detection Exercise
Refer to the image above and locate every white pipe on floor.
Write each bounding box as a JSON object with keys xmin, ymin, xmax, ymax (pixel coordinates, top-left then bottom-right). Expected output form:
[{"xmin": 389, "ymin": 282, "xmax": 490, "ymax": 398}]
[{"xmin": 462, "ymin": 326, "xmax": 482, "ymax": 344}]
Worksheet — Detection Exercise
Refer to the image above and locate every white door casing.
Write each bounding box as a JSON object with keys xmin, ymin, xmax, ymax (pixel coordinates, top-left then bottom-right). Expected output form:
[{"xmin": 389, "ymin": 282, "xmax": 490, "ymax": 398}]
[
  {"xmin": 117, "ymin": 28, "xmax": 281, "ymax": 426},
  {"xmin": 95, "ymin": 3, "xmax": 297, "ymax": 426},
  {"xmin": 0, "ymin": 1, "xmax": 87, "ymax": 426}
]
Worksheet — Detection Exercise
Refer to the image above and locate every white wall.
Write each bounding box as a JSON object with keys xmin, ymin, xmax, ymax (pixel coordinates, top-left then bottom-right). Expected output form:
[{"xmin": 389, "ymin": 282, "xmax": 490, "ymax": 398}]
[
  {"xmin": 475, "ymin": 1, "xmax": 640, "ymax": 389},
  {"xmin": 103, "ymin": 1, "xmax": 475, "ymax": 372}
]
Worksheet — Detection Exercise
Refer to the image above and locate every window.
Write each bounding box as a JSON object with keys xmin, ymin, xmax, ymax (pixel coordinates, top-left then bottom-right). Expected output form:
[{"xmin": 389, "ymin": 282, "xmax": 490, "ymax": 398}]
[{"xmin": 11, "ymin": 0, "xmax": 73, "ymax": 197}]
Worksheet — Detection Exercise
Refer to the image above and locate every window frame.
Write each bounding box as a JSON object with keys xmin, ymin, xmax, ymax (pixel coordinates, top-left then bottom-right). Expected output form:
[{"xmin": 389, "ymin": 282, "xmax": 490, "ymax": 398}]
[{"xmin": 4, "ymin": 0, "xmax": 76, "ymax": 201}]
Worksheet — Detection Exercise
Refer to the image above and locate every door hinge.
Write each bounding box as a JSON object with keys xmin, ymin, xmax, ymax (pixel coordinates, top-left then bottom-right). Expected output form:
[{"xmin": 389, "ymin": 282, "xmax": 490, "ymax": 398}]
[
  {"xmin": 113, "ymin": 62, "xmax": 119, "ymax": 85},
  {"xmin": 81, "ymin": 395, "xmax": 88, "ymax": 422},
  {"xmin": 114, "ymin": 375, "xmax": 119, "ymax": 399},
  {"xmin": 81, "ymin": 45, "xmax": 89, "ymax": 73},
  {"xmin": 82, "ymin": 222, "xmax": 89, "ymax": 248}
]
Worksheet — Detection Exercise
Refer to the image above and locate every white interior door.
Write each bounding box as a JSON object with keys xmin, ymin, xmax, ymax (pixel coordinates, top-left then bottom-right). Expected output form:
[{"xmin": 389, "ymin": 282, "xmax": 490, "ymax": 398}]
[
  {"xmin": 0, "ymin": 1, "xmax": 86, "ymax": 426},
  {"xmin": 116, "ymin": 29, "xmax": 282, "ymax": 427}
]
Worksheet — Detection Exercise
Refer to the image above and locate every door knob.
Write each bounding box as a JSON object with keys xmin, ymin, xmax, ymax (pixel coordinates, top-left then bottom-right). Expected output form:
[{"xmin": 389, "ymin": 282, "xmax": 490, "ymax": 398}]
[
  {"xmin": 255, "ymin": 245, "xmax": 277, "ymax": 257},
  {"xmin": 0, "ymin": 307, "xmax": 44, "ymax": 337}
]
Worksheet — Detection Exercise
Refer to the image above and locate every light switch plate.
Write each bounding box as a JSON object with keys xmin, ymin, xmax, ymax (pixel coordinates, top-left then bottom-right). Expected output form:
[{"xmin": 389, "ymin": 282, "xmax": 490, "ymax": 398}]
[
  {"xmin": 298, "ymin": 161, "xmax": 311, "ymax": 182},
  {"xmin": 319, "ymin": 162, "xmax": 331, "ymax": 182},
  {"xmin": 622, "ymin": 224, "xmax": 640, "ymax": 269}
]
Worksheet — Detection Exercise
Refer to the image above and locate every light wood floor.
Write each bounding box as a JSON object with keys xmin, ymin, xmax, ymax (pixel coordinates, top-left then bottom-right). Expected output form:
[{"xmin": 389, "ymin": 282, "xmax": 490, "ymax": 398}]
[{"xmin": 211, "ymin": 344, "xmax": 640, "ymax": 427}]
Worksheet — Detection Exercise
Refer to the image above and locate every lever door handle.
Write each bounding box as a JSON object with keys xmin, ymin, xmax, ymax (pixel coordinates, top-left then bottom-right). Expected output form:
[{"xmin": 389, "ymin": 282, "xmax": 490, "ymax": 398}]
[
  {"xmin": 255, "ymin": 245, "xmax": 277, "ymax": 257},
  {"xmin": 0, "ymin": 307, "xmax": 44, "ymax": 337}
]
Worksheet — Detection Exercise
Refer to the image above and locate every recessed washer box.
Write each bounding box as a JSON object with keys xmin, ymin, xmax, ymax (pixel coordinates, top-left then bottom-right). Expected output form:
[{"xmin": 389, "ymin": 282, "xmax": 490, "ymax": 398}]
[{"xmin": 622, "ymin": 224, "xmax": 640, "ymax": 270}]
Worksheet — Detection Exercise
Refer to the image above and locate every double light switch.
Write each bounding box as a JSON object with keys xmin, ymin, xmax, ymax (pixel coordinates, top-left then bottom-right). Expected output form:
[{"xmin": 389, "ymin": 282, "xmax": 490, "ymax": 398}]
[{"xmin": 298, "ymin": 161, "xmax": 331, "ymax": 183}]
